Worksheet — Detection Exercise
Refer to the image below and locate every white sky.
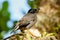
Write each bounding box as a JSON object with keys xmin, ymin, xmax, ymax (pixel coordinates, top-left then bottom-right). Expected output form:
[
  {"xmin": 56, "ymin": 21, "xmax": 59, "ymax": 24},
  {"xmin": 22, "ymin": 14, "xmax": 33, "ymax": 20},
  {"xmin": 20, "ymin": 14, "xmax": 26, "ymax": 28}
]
[{"xmin": 8, "ymin": 0, "xmax": 30, "ymax": 21}]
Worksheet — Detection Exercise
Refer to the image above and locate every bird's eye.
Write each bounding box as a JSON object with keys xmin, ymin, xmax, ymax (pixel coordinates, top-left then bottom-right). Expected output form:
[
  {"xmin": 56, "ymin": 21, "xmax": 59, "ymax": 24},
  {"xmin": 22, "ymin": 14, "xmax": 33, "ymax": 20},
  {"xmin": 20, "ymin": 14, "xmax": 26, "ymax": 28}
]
[{"xmin": 33, "ymin": 9, "xmax": 38, "ymax": 13}]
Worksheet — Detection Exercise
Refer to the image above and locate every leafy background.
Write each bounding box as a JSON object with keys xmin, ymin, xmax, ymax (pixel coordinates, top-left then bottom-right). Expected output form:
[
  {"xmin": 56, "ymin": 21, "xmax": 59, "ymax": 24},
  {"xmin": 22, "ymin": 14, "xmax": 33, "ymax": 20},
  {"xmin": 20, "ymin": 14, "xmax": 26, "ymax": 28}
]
[
  {"xmin": 0, "ymin": 0, "xmax": 60, "ymax": 40},
  {"xmin": 0, "ymin": 1, "xmax": 10, "ymax": 39}
]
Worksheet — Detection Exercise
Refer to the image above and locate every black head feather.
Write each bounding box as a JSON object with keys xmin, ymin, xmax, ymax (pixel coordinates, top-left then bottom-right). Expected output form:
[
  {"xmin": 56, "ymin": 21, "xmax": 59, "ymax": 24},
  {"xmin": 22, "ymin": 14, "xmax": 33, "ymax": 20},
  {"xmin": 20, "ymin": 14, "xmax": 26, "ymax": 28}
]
[{"xmin": 28, "ymin": 8, "xmax": 39, "ymax": 13}]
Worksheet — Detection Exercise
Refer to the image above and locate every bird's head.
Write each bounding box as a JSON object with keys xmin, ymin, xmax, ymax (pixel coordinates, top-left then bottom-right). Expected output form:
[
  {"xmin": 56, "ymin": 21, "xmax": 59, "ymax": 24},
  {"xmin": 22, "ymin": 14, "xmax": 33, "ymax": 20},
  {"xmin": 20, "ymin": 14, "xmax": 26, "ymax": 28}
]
[{"xmin": 28, "ymin": 8, "xmax": 40, "ymax": 13}]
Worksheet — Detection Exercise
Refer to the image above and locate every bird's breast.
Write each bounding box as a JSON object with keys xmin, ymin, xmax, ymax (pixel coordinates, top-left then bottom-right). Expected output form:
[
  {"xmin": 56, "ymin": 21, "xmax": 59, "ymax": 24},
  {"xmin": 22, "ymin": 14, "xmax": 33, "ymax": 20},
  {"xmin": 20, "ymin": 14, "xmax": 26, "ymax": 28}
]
[{"xmin": 23, "ymin": 14, "xmax": 36, "ymax": 21}]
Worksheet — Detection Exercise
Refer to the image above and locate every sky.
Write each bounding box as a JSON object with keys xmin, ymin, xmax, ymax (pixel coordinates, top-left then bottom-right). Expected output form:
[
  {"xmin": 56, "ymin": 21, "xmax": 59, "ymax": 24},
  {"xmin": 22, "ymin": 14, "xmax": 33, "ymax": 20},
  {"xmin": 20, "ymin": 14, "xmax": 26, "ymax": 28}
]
[
  {"xmin": 7, "ymin": 0, "xmax": 30, "ymax": 28},
  {"xmin": 0, "ymin": 0, "xmax": 30, "ymax": 38}
]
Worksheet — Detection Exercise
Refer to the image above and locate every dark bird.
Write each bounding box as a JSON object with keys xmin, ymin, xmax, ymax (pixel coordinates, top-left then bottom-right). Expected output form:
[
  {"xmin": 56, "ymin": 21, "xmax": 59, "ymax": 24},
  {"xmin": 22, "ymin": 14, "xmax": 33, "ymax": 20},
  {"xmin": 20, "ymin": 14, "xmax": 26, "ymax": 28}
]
[{"xmin": 11, "ymin": 8, "xmax": 39, "ymax": 33}]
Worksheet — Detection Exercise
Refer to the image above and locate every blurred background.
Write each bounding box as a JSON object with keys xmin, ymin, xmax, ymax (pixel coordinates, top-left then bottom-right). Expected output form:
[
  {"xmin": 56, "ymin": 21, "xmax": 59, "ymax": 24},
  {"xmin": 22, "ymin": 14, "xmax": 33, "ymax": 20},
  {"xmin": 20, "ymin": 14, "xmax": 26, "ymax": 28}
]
[
  {"xmin": 0, "ymin": 0, "xmax": 31, "ymax": 39},
  {"xmin": 0, "ymin": 0, "xmax": 60, "ymax": 40}
]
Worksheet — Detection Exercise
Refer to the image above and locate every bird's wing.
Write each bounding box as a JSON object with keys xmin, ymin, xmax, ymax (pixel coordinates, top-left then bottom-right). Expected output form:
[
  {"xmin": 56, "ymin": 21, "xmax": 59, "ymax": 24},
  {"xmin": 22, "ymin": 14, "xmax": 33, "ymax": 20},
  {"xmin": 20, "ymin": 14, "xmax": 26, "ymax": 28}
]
[
  {"xmin": 20, "ymin": 13, "xmax": 37, "ymax": 28},
  {"xmin": 10, "ymin": 22, "xmax": 20, "ymax": 34},
  {"xmin": 11, "ymin": 13, "xmax": 37, "ymax": 33}
]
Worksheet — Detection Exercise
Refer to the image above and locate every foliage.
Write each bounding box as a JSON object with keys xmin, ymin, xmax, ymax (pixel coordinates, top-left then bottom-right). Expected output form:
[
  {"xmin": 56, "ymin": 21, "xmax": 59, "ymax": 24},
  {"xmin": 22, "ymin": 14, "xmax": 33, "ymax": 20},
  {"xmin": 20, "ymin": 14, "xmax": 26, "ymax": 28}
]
[
  {"xmin": 28, "ymin": 0, "xmax": 41, "ymax": 8},
  {"xmin": 0, "ymin": 1, "xmax": 10, "ymax": 39}
]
